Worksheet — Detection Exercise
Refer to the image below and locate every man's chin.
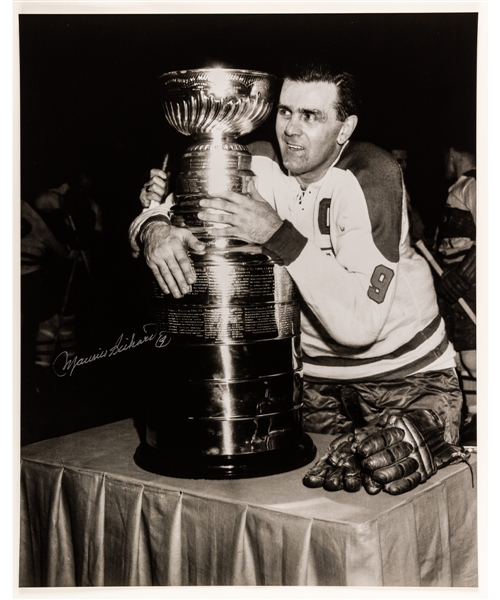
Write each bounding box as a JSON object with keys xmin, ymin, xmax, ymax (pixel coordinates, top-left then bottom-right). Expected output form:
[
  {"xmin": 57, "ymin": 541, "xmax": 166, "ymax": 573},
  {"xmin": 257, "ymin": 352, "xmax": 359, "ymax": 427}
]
[{"xmin": 282, "ymin": 157, "xmax": 305, "ymax": 175}]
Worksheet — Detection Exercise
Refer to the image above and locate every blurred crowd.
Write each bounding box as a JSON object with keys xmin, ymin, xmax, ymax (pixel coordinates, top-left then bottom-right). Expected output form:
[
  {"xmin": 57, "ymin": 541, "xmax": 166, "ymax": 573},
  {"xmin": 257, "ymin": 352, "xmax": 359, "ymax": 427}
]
[{"xmin": 21, "ymin": 174, "xmax": 102, "ymax": 387}]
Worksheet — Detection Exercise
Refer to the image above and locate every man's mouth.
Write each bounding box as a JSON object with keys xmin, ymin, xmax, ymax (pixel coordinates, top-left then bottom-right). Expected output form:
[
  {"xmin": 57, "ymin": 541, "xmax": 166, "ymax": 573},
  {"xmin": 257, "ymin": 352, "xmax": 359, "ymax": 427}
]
[{"xmin": 285, "ymin": 142, "xmax": 304, "ymax": 151}]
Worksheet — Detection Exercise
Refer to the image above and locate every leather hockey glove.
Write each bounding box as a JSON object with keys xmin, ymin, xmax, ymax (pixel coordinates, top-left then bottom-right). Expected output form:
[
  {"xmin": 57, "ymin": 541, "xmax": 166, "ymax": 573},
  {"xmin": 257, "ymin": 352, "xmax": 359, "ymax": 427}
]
[
  {"xmin": 303, "ymin": 410, "xmax": 471, "ymax": 497},
  {"xmin": 440, "ymin": 244, "xmax": 476, "ymax": 305},
  {"xmin": 302, "ymin": 432, "xmax": 362, "ymax": 493},
  {"xmin": 354, "ymin": 409, "xmax": 470, "ymax": 495}
]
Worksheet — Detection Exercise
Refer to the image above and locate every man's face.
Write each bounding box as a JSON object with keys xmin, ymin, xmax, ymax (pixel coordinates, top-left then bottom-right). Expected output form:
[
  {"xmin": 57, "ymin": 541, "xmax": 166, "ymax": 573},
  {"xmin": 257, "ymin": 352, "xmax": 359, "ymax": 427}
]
[{"xmin": 276, "ymin": 80, "xmax": 346, "ymax": 187}]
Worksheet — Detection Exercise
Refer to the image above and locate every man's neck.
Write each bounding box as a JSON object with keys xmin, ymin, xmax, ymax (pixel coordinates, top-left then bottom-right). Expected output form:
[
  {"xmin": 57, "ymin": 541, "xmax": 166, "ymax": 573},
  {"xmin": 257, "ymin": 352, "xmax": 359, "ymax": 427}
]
[{"xmin": 292, "ymin": 141, "xmax": 348, "ymax": 190}]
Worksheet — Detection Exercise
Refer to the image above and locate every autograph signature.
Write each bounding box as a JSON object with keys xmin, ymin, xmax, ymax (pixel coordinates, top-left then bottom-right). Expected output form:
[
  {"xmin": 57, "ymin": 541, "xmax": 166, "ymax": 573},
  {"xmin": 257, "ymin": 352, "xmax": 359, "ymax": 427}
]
[{"xmin": 52, "ymin": 323, "xmax": 171, "ymax": 377}]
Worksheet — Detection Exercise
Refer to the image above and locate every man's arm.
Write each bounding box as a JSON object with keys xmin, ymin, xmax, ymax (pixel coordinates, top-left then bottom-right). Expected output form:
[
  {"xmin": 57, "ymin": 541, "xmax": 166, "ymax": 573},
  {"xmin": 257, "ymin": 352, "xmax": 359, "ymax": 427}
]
[
  {"xmin": 129, "ymin": 169, "xmax": 206, "ymax": 297},
  {"xmin": 132, "ymin": 152, "xmax": 279, "ymax": 295},
  {"xmin": 268, "ymin": 223, "xmax": 399, "ymax": 347}
]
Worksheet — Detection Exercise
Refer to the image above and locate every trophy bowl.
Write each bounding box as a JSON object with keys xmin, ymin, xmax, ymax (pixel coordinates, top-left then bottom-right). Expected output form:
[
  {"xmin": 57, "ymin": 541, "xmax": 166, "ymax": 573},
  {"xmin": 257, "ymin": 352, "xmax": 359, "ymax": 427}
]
[{"xmin": 158, "ymin": 68, "xmax": 276, "ymax": 139}]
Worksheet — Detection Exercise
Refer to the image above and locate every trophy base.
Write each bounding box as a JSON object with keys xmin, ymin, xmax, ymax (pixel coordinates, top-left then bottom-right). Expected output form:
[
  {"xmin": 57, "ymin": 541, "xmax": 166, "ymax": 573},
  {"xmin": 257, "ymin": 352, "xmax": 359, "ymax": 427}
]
[{"xmin": 134, "ymin": 434, "xmax": 316, "ymax": 480}]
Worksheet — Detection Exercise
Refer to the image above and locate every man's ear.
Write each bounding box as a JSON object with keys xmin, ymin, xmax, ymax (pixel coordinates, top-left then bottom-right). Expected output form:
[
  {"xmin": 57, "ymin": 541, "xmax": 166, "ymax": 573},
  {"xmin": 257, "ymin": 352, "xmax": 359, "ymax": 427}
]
[{"xmin": 338, "ymin": 115, "xmax": 358, "ymax": 145}]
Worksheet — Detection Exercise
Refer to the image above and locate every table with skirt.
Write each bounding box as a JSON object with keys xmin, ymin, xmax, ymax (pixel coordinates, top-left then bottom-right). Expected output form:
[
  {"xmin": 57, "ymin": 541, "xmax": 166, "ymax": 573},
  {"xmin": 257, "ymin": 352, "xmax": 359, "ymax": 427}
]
[{"xmin": 19, "ymin": 418, "xmax": 478, "ymax": 587}]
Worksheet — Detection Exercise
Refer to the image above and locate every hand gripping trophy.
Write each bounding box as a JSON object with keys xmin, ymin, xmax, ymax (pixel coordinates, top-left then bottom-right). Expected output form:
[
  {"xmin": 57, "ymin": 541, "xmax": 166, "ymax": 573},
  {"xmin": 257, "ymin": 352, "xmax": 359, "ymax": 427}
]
[{"xmin": 134, "ymin": 68, "xmax": 316, "ymax": 479}]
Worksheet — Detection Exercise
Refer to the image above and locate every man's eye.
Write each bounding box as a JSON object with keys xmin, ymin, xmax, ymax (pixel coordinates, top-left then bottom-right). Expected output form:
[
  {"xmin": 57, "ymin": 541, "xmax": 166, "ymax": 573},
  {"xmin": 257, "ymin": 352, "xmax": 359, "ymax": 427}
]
[
  {"xmin": 278, "ymin": 108, "xmax": 291, "ymax": 117},
  {"xmin": 303, "ymin": 113, "xmax": 316, "ymax": 122}
]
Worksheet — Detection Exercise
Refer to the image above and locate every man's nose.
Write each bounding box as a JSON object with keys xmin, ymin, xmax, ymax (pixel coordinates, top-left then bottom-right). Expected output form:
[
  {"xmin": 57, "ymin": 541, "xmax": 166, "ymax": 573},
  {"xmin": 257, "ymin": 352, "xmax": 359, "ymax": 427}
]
[{"xmin": 284, "ymin": 114, "xmax": 301, "ymax": 137}]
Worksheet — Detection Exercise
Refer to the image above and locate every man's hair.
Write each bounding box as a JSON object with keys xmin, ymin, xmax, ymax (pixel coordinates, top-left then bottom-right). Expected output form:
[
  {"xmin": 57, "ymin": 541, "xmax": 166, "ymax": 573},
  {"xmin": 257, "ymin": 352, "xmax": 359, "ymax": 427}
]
[{"xmin": 282, "ymin": 60, "xmax": 360, "ymax": 121}]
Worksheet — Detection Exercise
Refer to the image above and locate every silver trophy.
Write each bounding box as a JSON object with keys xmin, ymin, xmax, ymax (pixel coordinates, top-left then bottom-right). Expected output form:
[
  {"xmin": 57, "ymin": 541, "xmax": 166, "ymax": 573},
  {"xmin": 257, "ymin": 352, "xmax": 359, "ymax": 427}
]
[{"xmin": 135, "ymin": 68, "xmax": 316, "ymax": 479}]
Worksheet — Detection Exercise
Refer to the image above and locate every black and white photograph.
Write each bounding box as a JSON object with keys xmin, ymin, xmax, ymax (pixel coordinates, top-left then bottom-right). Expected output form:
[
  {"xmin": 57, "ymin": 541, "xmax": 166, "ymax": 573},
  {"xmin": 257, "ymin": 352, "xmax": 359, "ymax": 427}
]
[{"xmin": 14, "ymin": 1, "xmax": 487, "ymax": 593}]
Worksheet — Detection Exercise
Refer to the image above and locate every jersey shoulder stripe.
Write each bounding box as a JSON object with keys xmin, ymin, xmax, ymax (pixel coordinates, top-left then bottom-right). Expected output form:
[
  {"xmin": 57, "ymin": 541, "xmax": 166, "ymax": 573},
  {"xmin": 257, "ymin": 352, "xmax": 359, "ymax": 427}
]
[{"xmin": 335, "ymin": 141, "xmax": 403, "ymax": 263}]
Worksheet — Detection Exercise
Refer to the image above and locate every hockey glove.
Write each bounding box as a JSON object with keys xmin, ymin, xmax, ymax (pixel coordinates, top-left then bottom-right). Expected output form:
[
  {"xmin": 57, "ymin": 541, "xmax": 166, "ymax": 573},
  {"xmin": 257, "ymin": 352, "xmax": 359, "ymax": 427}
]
[
  {"xmin": 302, "ymin": 432, "xmax": 362, "ymax": 493},
  {"xmin": 303, "ymin": 410, "xmax": 470, "ymax": 497},
  {"xmin": 355, "ymin": 409, "xmax": 469, "ymax": 495}
]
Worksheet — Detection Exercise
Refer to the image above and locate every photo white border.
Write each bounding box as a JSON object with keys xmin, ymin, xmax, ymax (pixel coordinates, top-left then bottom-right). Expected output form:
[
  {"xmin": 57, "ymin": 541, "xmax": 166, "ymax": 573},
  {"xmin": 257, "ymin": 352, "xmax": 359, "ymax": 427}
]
[{"xmin": 6, "ymin": 2, "xmax": 496, "ymax": 599}]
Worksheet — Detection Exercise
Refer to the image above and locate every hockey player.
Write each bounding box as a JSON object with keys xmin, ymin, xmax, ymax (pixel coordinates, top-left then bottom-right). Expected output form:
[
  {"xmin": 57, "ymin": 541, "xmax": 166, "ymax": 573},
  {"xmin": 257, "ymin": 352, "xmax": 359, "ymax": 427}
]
[
  {"xmin": 436, "ymin": 143, "xmax": 477, "ymax": 442},
  {"xmin": 437, "ymin": 144, "xmax": 476, "ymax": 379},
  {"xmin": 129, "ymin": 61, "xmax": 463, "ymax": 446}
]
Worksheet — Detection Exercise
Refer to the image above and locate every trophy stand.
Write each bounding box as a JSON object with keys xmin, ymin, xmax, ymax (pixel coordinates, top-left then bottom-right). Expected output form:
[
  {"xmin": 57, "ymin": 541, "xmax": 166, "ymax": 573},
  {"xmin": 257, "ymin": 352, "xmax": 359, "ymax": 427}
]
[{"xmin": 134, "ymin": 68, "xmax": 316, "ymax": 479}]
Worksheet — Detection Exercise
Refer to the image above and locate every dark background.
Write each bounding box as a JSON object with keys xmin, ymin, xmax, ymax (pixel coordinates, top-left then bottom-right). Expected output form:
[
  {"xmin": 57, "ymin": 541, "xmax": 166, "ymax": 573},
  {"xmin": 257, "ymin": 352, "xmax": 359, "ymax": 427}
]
[
  {"xmin": 19, "ymin": 12, "xmax": 478, "ymax": 230},
  {"xmin": 18, "ymin": 12, "xmax": 478, "ymax": 444}
]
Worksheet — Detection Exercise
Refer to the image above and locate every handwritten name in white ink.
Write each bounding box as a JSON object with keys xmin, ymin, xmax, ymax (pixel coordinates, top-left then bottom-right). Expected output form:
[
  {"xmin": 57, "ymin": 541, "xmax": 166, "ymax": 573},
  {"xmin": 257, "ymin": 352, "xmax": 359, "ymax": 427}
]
[{"xmin": 52, "ymin": 323, "xmax": 170, "ymax": 377}]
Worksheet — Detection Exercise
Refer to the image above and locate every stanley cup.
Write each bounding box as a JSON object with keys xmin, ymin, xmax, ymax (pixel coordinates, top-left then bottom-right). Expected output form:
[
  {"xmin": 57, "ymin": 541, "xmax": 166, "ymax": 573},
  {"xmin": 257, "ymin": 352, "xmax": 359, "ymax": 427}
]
[{"xmin": 134, "ymin": 68, "xmax": 316, "ymax": 479}]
